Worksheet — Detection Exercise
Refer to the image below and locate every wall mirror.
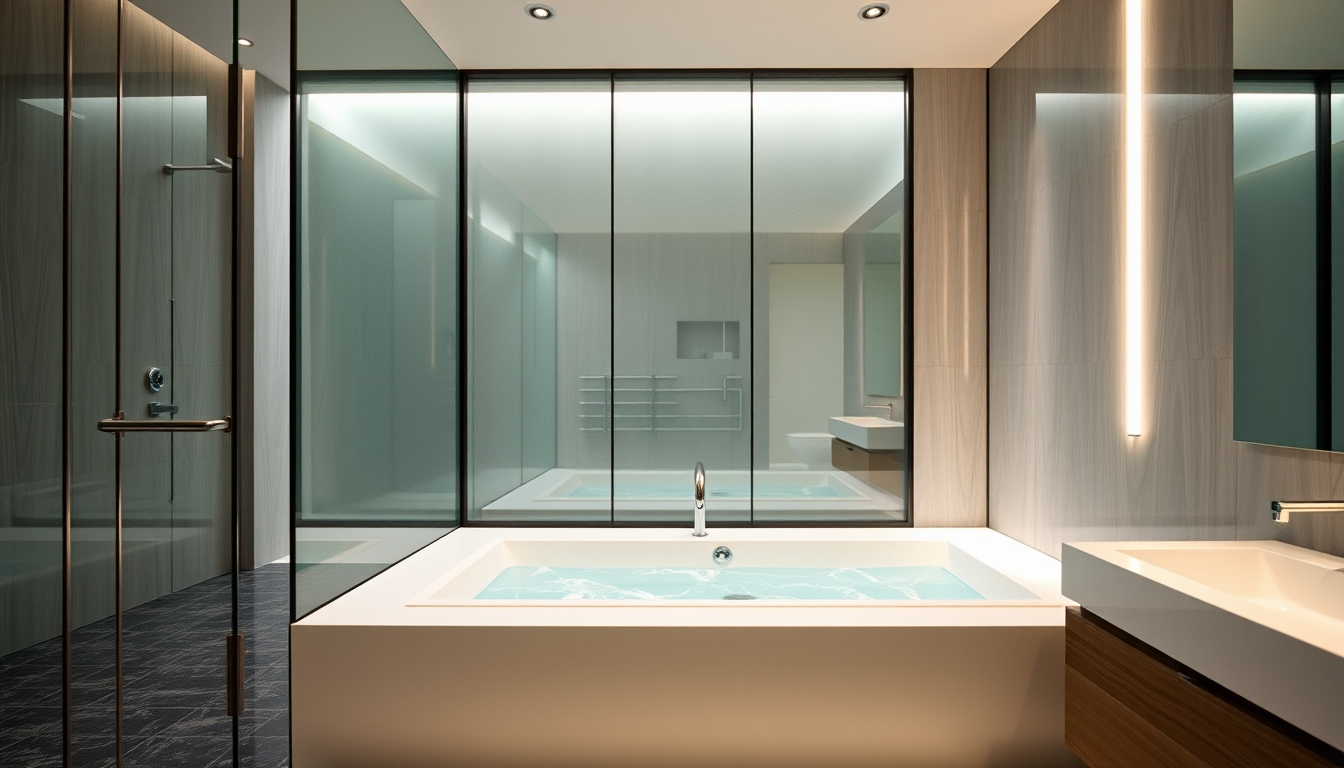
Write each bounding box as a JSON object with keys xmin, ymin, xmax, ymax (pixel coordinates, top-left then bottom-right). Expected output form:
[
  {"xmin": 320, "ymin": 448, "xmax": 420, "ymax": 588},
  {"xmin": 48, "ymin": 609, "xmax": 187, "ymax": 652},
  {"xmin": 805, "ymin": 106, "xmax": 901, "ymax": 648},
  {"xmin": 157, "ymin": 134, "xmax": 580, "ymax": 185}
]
[{"xmin": 1232, "ymin": 1, "xmax": 1344, "ymax": 450}]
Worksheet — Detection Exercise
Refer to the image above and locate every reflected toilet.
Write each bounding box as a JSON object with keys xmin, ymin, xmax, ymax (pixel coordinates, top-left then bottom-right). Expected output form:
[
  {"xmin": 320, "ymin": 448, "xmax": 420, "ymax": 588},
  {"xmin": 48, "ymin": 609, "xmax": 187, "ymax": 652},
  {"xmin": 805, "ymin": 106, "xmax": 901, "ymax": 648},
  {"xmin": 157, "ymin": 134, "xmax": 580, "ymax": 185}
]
[{"xmin": 785, "ymin": 433, "xmax": 835, "ymax": 470}]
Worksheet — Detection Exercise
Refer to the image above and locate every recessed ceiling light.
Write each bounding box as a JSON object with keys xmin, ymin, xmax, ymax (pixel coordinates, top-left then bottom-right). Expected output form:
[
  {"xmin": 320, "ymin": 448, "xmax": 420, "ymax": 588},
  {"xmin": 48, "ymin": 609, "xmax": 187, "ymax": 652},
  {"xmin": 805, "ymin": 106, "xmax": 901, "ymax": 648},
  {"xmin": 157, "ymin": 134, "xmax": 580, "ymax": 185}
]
[
  {"xmin": 237, "ymin": 37, "xmax": 253, "ymax": 47},
  {"xmin": 525, "ymin": 4, "xmax": 555, "ymax": 20},
  {"xmin": 859, "ymin": 3, "xmax": 888, "ymax": 20}
]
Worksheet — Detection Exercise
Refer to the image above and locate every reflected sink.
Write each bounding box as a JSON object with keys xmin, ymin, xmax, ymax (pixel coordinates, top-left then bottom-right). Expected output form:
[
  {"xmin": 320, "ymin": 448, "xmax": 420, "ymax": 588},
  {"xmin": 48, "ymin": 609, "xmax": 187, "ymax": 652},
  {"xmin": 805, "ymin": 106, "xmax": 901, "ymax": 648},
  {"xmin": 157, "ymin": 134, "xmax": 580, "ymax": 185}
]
[
  {"xmin": 1064, "ymin": 540, "xmax": 1344, "ymax": 751},
  {"xmin": 828, "ymin": 416, "xmax": 904, "ymax": 451}
]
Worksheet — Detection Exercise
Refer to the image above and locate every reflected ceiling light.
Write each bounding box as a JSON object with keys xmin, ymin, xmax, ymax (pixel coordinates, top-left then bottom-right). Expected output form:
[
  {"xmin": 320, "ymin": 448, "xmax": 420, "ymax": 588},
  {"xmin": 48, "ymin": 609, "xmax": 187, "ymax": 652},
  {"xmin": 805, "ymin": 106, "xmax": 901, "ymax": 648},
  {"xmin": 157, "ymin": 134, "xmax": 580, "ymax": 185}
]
[
  {"xmin": 1125, "ymin": 0, "xmax": 1143, "ymax": 437},
  {"xmin": 525, "ymin": 4, "xmax": 555, "ymax": 20},
  {"xmin": 859, "ymin": 3, "xmax": 889, "ymax": 20},
  {"xmin": 237, "ymin": 38, "xmax": 253, "ymax": 47}
]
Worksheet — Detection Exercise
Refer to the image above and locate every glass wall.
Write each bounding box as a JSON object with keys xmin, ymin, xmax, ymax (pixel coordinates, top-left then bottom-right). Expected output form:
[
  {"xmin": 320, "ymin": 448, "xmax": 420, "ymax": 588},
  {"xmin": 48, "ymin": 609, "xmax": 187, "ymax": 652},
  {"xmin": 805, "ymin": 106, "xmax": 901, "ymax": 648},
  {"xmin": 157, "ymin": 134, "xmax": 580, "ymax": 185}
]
[
  {"xmin": 462, "ymin": 73, "xmax": 908, "ymax": 526},
  {"xmin": 465, "ymin": 78, "xmax": 611, "ymax": 523},
  {"xmin": 753, "ymin": 77, "xmax": 906, "ymax": 522},
  {"xmin": 613, "ymin": 78, "xmax": 753, "ymax": 524},
  {"xmin": 296, "ymin": 76, "xmax": 459, "ymax": 614}
]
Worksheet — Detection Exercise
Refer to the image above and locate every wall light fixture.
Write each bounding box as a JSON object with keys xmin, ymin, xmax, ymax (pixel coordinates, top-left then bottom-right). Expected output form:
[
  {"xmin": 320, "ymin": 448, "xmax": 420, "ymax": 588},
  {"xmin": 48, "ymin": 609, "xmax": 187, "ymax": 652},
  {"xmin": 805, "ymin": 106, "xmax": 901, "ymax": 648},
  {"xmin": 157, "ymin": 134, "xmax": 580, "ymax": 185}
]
[{"xmin": 1125, "ymin": 0, "xmax": 1144, "ymax": 437}]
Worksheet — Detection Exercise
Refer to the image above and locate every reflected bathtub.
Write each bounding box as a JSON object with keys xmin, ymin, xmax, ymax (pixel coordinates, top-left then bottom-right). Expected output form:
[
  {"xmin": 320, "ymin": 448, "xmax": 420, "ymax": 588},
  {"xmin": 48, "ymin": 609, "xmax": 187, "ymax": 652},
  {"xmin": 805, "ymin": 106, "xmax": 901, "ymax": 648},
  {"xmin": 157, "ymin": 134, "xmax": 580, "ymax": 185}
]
[
  {"xmin": 293, "ymin": 528, "xmax": 1075, "ymax": 767},
  {"xmin": 482, "ymin": 468, "xmax": 905, "ymax": 522}
]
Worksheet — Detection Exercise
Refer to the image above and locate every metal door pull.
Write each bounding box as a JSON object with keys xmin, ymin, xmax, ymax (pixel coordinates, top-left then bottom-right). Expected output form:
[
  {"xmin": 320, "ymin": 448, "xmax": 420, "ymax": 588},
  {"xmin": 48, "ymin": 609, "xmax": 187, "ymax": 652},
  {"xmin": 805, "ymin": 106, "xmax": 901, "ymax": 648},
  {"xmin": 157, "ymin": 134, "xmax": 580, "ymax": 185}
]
[
  {"xmin": 148, "ymin": 402, "xmax": 178, "ymax": 416},
  {"xmin": 163, "ymin": 158, "xmax": 232, "ymax": 174},
  {"xmin": 98, "ymin": 414, "xmax": 231, "ymax": 434}
]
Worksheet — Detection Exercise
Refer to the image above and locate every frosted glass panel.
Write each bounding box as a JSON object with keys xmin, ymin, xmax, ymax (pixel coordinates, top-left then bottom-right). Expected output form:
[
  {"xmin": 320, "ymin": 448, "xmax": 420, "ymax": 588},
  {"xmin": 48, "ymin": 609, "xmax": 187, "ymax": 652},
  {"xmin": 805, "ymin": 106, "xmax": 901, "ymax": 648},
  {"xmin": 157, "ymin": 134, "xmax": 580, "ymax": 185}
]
[{"xmin": 297, "ymin": 77, "xmax": 459, "ymax": 614}]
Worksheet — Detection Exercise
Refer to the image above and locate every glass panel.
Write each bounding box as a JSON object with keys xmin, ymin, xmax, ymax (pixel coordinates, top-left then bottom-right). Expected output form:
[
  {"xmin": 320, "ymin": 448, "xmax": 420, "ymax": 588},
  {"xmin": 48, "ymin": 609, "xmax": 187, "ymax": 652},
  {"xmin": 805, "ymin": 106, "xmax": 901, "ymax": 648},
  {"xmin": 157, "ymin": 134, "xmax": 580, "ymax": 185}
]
[
  {"xmin": 296, "ymin": 76, "xmax": 459, "ymax": 616},
  {"xmin": 237, "ymin": 0, "xmax": 292, "ymax": 763},
  {"xmin": 613, "ymin": 78, "xmax": 752, "ymax": 524},
  {"xmin": 70, "ymin": 0, "xmax": 119, "ymax": 761},
  {"xmin": 1333, "ymin": 81, "xmax": 1344, "ymax": 450},
  {"xmin": 752, "ymin": 78, "xmax": 907, "ymax": 523},
  {"xmin": 1233, "ymin": 80, "xmax": 1318, "ymax": 448},
  {"xmin": 120, "ymin": 0, "xmax": 240, "ymax": 762},
  {"xmin": 466, "ymin": 78, "xmax": 612, "ymax": 523},
  {"xmin": 0, "ymin": 0, "xmax": 66, "ymax": 760}
]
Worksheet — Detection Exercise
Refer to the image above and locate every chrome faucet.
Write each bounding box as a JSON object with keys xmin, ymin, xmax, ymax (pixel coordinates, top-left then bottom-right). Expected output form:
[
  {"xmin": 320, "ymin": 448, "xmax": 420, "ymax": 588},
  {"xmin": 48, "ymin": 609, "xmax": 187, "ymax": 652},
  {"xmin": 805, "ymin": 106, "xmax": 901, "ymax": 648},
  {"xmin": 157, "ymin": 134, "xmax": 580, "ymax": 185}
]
[
  {"xmin": 1270, "ymin": 500, "xmax": 1344, "ymax": 523},
  {"xmin": 864, "ymin": 403, "xmax": 894, "ymax": 419},
  {"xmin": 693, "ymin": 462, "xmax": 707, "ymax": 536}
]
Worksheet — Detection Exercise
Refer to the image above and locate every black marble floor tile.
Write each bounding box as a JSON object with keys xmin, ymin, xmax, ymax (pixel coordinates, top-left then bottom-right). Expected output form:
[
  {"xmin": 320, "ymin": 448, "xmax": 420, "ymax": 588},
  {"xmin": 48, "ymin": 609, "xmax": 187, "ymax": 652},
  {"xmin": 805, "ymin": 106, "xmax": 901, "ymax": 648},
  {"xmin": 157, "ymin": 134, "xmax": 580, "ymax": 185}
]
[{"xmin": 0, "ymin": 564, "xmax": 291, "ymax": 767}]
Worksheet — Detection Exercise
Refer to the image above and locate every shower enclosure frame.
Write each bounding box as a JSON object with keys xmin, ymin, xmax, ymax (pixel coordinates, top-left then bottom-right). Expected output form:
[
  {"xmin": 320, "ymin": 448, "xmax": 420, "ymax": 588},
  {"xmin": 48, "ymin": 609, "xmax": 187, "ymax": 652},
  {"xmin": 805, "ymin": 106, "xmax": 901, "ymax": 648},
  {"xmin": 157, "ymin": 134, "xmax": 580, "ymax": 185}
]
[{"xmin": 454, "ymin": 68, "xmax": 915, "ymax": 529}]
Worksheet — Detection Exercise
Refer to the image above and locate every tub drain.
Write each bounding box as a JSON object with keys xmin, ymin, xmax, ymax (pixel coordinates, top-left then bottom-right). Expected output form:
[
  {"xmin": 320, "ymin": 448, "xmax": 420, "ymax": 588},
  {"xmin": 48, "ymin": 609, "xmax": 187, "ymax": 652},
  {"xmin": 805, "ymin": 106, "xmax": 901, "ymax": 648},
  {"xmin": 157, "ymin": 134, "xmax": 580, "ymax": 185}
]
[{"xmin": 723, "ymin": 594, "xmax": 758, "ymax": 600}]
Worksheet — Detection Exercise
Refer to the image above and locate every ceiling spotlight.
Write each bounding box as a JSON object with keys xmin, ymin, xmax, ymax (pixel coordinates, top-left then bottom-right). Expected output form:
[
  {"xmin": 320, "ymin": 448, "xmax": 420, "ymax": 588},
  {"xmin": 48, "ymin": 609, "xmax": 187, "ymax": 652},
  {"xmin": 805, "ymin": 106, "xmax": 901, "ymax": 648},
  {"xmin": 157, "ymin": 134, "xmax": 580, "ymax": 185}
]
[
  {"xmin": 237, "ymin": 37, "xmax": 253, "ymax": 47},
  {"xmin": 525, "ymin": 4, "xmax": 555, "ymax": 20},
  {"xmin": 859, "ymin": 3, "xmax": 888, "ymax": 20}
]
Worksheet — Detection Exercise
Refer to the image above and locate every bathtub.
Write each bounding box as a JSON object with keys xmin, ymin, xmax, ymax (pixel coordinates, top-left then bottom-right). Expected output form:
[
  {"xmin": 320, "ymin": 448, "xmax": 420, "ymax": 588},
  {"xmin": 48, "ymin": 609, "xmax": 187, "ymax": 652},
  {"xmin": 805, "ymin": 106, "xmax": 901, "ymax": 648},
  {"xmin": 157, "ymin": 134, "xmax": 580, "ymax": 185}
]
[{"xmin": 292, "ymin": 528, "xmax": 1077, "ymax": 767}]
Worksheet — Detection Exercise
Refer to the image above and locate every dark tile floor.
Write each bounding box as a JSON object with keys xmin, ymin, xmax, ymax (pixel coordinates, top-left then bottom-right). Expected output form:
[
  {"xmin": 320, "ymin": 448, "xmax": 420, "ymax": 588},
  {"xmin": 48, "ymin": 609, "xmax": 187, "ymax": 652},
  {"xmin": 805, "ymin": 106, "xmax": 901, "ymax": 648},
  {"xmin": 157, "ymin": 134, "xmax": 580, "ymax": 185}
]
[{"xmin": 0, "ymin": 565, "xmax": 290, "ymax": 767}]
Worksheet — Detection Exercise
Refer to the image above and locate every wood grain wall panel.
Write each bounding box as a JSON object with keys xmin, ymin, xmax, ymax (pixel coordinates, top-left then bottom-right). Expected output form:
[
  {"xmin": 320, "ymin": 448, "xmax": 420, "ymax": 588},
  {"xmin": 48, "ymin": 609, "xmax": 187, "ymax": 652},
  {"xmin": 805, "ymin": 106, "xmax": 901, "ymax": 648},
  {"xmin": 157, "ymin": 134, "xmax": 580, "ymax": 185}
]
[
  {"xmin": 0, "ymin": 0, "xmax": 66, "ymax": 660},
  {"xmin": 120, "ymin": 2, "xmax": 176, "ymax": 607},
  {"xmin": 1236, "ymin": 443, "xmax": 1344, "ymax": 557},
  {"xmin": 912, "ymin": 366, "xmax": 987, "ymax": 526},
  {"xmin": 911, "ymin": 69, "xmax": 988, "ymax": 527},
  {"xmin": 170, "ymin": 30, "xmax": 232, "ymax": 589},
  {"xmin": 250, "ymin": 73, "xmax": 291, "ymax": 567},
  {"xmin": 987, "ymin": 0, "xmax": 1242, "ymax": 556}
]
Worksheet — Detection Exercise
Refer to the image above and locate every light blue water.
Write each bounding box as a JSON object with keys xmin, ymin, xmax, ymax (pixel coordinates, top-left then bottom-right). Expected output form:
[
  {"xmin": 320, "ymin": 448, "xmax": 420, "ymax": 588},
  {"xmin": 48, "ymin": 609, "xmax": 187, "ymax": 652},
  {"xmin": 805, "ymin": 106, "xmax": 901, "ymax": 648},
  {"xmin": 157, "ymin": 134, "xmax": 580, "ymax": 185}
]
[
  {"xmin": 567, "ymin": 484, "xmax": 845, "ymax": 500},
  {"xmin": 476, "ymin": 565, "xmax": 984, "ymax": 601}
]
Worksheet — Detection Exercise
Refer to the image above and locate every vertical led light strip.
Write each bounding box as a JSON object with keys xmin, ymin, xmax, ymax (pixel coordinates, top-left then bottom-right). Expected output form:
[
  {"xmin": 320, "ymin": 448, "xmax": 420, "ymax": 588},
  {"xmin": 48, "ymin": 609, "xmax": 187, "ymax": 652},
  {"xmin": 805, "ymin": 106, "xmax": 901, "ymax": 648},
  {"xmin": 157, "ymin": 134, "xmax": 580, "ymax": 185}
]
[{"xmin": 1125, "ymin": 0, "xmax": 1144, "ymax": 436}]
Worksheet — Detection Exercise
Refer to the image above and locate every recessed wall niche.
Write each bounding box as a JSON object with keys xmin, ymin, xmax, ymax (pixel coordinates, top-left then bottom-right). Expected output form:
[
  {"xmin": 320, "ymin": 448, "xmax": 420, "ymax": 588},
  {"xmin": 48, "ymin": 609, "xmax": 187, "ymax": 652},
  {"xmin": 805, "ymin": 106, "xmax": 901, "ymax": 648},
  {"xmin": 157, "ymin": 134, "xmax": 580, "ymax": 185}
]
[{"xmin": 676, "ymin": 321, "xmax": 740, "ymax": 359}]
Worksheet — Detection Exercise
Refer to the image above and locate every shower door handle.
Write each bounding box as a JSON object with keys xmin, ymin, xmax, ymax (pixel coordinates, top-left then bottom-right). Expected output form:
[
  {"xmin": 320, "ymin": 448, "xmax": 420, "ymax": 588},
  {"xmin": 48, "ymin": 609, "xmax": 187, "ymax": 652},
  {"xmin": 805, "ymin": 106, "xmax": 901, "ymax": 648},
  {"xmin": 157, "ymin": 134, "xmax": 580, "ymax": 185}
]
[{"xmin": 98, "ymin": 413, "xmax": 232, "ymax": 434}]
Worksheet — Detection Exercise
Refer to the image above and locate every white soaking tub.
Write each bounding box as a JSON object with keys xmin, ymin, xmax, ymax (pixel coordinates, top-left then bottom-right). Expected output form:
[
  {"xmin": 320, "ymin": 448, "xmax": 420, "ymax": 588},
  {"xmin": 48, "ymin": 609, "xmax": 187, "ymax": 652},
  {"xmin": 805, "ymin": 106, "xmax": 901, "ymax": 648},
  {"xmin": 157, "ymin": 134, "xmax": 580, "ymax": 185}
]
[{"xmin": 292, "ymin": 528, "xmax": 1078, "ymax": 768}]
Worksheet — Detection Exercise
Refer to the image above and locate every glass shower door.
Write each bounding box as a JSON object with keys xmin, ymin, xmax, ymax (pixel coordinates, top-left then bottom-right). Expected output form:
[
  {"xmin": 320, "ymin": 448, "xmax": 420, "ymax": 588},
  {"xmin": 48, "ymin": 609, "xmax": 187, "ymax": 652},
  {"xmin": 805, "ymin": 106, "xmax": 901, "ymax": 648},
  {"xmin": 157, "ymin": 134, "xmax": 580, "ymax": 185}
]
[{"xmin": 612, "ymin": 78, "xmax": 753, "ymax": 524}]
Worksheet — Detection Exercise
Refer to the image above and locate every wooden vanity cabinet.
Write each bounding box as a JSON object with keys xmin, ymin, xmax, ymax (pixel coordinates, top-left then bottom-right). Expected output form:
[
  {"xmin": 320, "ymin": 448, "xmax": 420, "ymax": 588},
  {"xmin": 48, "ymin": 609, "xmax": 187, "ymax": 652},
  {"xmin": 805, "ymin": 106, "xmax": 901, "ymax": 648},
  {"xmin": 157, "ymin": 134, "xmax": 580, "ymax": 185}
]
[
  {"xmin": 1065, "ymin": 607, "xmax": 1343, "ymax": 768},
  {"xmin": 830, "ymin": 439, "xmax": 903, "ymax": 496}
]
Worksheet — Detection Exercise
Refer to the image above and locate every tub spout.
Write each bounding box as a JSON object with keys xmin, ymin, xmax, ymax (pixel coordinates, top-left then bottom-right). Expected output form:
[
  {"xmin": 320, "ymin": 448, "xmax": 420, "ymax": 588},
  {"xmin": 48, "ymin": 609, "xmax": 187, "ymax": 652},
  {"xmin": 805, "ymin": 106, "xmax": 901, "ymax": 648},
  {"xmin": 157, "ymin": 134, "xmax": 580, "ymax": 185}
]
[{"xmin": 693, "ymin": 462, "xmax": 707, "ymax": 536}]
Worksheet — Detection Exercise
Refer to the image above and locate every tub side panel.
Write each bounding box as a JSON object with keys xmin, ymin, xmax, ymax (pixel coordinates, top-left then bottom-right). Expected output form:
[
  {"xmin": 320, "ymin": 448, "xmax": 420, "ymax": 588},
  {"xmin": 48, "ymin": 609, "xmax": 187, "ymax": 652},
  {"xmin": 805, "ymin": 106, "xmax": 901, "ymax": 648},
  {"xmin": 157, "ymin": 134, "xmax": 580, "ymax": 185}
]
[{"xmin": 293, "ymin": 623, "xmax": 1079, "ymax": 767}]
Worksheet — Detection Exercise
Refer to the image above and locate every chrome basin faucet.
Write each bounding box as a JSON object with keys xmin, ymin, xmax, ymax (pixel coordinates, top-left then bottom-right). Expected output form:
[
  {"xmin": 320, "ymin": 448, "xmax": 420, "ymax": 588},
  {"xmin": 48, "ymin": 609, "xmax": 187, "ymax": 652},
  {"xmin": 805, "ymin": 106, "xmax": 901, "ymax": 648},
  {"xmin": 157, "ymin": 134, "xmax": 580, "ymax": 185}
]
[
  {"xmin": 1270, "ymin": 500, "xmax": 1344, "ymax": 523},
  {"xmin": 693, "ymin": 462, "xmax": 707, "ymax": 537}
]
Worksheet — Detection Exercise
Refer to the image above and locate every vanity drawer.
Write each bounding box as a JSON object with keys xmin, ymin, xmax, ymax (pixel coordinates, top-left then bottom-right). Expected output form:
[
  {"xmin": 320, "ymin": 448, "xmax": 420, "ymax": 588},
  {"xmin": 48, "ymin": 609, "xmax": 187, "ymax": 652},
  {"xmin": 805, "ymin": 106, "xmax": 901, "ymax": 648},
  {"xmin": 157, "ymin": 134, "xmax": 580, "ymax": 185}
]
[{"xmin": 1064, "ymin": 607, "xmax": 1343, "ymax": 768}]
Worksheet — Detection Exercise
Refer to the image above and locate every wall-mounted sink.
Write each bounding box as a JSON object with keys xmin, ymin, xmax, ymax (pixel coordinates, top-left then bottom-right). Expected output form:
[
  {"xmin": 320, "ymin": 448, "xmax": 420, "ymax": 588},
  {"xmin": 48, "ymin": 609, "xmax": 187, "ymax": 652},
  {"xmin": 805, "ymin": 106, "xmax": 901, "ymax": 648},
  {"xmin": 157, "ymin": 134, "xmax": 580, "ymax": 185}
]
[
  {"xmin": 1063, "ymin": 540, "xmax": 1344, "ymax": 751},
  {"xmin": 827, "ymin": 416, "xmax": 904, "ymax": 451}
]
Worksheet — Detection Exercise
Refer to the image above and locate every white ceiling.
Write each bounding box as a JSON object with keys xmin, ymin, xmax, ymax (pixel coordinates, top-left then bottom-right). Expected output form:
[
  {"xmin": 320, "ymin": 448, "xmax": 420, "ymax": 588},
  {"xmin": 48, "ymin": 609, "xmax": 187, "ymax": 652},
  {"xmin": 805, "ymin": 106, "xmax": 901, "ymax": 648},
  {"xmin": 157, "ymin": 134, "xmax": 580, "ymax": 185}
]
[
  {"xmin": 466, "ymin": 82, "xmax": 905, "ymax": 233},
  {"xmin": 400, "ymin": 0, "xmax": 1061, "ymax": 70}
]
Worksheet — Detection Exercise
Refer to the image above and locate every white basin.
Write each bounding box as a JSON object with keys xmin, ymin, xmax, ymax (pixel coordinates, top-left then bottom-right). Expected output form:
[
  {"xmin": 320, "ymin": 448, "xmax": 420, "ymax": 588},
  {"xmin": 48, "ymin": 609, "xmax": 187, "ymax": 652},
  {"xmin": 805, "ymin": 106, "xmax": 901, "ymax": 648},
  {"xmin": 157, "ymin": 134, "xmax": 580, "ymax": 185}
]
[
  {"xmin": 827, "ymin": 416, "xmax": 904, "ymax": 451},
  {"xmin": 1063, "ymin": 540, "xmax": 1344, "ymax": 750}
]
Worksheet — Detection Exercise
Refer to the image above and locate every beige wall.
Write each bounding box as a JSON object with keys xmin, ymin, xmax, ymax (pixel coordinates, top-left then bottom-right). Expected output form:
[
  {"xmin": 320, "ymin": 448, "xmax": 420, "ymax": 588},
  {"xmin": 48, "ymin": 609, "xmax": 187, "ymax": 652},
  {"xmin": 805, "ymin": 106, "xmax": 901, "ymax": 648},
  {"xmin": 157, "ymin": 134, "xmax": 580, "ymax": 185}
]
[
  {"xmin": 988, "ymin": 0, "xmax": 1344, "ymax": 560},
  {"xmin": 911, "ymin": 69, "xmax": 990, "ymax": 528}
]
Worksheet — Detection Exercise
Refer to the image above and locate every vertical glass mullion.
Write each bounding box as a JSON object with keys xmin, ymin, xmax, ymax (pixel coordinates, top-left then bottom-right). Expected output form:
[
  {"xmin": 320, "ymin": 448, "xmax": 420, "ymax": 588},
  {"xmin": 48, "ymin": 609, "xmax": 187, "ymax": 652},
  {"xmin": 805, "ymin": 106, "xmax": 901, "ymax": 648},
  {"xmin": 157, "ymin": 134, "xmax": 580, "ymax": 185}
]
[{"xmin": 1332, "ymin": 79, "xmax": 1344, "ymax": 450}]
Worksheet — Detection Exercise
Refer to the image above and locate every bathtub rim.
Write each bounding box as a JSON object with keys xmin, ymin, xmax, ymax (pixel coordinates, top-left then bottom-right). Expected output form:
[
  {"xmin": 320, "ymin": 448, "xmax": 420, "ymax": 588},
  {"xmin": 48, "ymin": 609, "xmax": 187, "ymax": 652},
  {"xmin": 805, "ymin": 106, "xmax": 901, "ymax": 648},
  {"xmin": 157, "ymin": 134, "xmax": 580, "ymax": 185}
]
[{"xmin": 296, "ymin": 527, "xmax": 1072, "ymax": 628}]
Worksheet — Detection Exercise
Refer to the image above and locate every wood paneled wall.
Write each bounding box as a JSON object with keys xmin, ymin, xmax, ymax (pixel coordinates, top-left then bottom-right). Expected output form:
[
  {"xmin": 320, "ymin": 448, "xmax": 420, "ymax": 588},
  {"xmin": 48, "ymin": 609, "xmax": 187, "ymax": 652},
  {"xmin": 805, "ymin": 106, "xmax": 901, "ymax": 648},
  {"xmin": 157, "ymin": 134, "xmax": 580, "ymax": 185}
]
[
  {"xmin": 911, "ymin": 69, "xmax": 989, "ymax": 527},
  {"xmin": 987, "ymin": 0, "xmax": 1344, "ymax": 559}
]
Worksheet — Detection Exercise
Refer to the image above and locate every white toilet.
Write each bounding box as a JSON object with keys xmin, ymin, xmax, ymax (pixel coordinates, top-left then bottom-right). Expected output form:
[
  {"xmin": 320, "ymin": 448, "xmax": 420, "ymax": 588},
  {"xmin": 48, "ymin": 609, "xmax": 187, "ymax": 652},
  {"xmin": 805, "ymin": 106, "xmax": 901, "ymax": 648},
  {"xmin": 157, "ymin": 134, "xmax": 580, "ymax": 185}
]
[{"xmin": 785, "ymin": 433, "xmax": 835, "ymax": 470}]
